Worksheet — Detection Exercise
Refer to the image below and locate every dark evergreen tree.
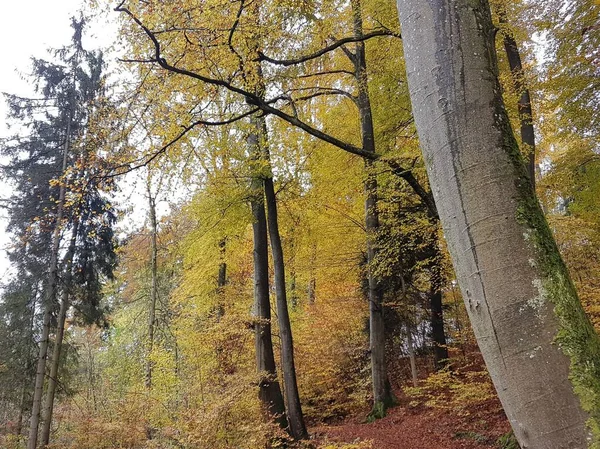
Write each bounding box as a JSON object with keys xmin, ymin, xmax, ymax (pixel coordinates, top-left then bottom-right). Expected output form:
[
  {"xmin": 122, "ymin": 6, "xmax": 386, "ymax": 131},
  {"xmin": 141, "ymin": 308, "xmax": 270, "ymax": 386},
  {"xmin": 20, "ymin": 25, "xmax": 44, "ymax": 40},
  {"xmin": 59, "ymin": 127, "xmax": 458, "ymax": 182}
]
[{"xmin": 0, "ymin": 17, "xmax": 117, "ymax": 447}]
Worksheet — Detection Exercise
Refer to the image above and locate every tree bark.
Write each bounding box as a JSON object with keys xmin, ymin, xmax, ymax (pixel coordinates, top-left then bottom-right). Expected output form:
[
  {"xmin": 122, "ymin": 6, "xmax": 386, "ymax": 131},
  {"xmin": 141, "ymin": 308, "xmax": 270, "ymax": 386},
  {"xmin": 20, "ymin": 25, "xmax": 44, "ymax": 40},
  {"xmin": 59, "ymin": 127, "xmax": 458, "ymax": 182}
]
[
  {"xmin": 429, "ymin": 244, "xmax": 448, "ymax": 370},
  {"xmin": 350, "ymin": 0, "xmax": 396, "ymax": 418},
  {"xmin": 397, "ymin": 0, "xmax": 600, "ymax": 447},
  {"xmin": 264, "ymin": 176, "xmax": 308, "ymax": 440},
  {"xmin": 216, "ymin": 238, "xmax": 226, "ymax": 320},
  {"xmin": 249, "ymin": 122, "xmax": 287, "ymax": 430},
  {"xmin": 28, "ymin": 113, "xmax": 72, "ymax": 449},
  {"xmin": 145, "ymin": 183, "xmax": 158, "ymax": 391},
  {"xmin": 429, "ymin": 286, "xmax": 448, "ymax": 369},
  {"xmin": 499, "ymin": 9, "xmax": 536, "ymax": 189},
  {"xmin": 40, "ymin": 221, "xmax": 78, "ymax": 447}
]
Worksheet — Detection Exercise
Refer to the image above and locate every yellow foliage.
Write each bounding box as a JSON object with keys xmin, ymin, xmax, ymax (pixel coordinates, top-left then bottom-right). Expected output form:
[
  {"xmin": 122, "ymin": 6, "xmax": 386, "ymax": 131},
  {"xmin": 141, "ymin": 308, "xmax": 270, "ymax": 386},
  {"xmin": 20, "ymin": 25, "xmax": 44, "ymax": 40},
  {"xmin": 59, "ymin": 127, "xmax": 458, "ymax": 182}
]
[{"xmin": 405, "ymin": 363, "xmax": 496, "ymax": 416}]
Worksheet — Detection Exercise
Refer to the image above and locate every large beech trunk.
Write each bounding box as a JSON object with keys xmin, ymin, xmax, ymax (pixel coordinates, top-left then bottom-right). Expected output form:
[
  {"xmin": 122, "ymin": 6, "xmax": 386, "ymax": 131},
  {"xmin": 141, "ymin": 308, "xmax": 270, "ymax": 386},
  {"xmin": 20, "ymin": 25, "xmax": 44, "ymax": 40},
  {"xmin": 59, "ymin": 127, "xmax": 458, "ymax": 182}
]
[
  {"xmin": 248, "ymin": 125, "xmax": 287, "ymax": 430},
  {"xmin": 397, "ymin": 0, "xmax": 600, "ymax": 447},
  {"xmin": 264, "ymin": 177, "xmax": 308, "ymax": 440},
  {"xmin": 40, "ymin": 222, "xmax": 78, "ymax": 447}
]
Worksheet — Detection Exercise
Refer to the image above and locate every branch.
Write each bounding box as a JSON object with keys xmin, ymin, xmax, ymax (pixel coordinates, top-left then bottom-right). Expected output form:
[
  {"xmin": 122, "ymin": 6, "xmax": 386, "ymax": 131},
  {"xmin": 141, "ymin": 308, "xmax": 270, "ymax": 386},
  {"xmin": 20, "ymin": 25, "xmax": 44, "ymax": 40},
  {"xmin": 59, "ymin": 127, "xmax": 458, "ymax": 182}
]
[
  {"xmin": 297, "ymin": 69, "xmax": 355, "ymax": 78},
  {"xmin": 98, "ymin": 107, "xmax": 260, "ymax": 180},
  {"xmin": 386, "ymin": 158, "xmax": 438, "ymax": 219},
  {"xmin": 289, "ymin": 86, "xmax": 358, "ymax": 105},
  {"xmin": 258, "ymin": 29, "xmax": 400, "ymax": 66},
  {"xmin": 115, "ymin": 5, "xmax": 434, "ymax": 185}
]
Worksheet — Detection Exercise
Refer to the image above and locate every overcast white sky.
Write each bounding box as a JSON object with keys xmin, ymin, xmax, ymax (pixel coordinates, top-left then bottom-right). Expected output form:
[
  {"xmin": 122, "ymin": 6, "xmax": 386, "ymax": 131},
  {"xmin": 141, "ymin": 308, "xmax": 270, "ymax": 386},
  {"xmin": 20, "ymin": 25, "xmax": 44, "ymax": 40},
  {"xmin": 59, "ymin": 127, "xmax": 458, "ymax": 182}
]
[{"xmin": 0, "ymin": 0, "xmax": 118, "ymax": 279}]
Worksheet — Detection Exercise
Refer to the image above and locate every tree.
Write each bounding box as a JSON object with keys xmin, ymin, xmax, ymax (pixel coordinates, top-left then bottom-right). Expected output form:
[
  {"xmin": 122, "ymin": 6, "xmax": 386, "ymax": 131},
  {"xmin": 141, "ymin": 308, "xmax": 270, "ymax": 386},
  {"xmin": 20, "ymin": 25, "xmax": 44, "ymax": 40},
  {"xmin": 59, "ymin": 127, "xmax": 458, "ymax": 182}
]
[
  {"xmin": 1, "ymin": 18, "xmax": 117, "ymax": 448},
  {"xmin": 397, "ymin": 0, "xmax": 600, "ymax": 447}
]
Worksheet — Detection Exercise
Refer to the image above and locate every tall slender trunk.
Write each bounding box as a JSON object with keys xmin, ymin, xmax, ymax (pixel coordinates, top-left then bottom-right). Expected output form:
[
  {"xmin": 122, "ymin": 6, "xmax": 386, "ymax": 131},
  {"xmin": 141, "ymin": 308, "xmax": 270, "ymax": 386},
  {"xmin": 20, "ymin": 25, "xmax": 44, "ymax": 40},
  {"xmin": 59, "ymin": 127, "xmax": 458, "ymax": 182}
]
[
  {"xmin": 28, "ymin": 114, "xmax": 72, "ymax": 449},
  {"xmin": 406, "ymin": 328, "xmax": 418, "ymax": 387},
  {"xmin": 15, "ymin": 382, "xmax": 27, "ymax": 437},
  {"xmin": 350, "ymin": 0, "xmax": 395, "ymax": 418},
  {"xmin": 499, "ymin": 9, "xmax": 536, "ymax": 188},
  {"xmin": 145, "ymin": 184, "xmax": 158, "ymax": 390},
  {"xmin": 40, "ymin": 221, "xmax": 79, "ymax": 447},
  {"xmin": 249, "ymin": 121, "xmax": 287, "ymax": 430},
  {"xmin": 307, "ymin": 244, "xmax": 317, "ymax": 305},
  {"xmin": 397, "ymin": 0, "xmax": 600, "ymax": 446},
  {"xmin": 264, "ymin": 177, "xmax": 308, "ymax": 440},
  {"xmin": 288, "ymin": 234, "xmax": 299, "ymax": 309},
  {"xmin": 429, "ymin": 244, "xmax": 448, "ymax": 370},
  {"xmin": 429, "ymin": 286, "xmax": 447, "ymax": 369},
  {"xmin": 216, "ymin": 238, "xmax": 226, "ymax": 320}
]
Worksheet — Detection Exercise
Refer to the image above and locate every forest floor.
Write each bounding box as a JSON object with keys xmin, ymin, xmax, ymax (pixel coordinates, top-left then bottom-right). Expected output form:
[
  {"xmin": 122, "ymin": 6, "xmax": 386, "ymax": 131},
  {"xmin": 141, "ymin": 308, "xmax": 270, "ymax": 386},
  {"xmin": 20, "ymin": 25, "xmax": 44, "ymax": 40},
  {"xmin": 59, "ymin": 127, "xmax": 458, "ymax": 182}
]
[
  {"xmin": 312, "ymin": 395, "xmax": 511, "ymax": 449},
  {"xmin": 311, "ymin": 392, "xmax": 510, "ymax": 449},
  {"xmin": 312, "ymin": 353, "xmax": 512, "ymax": 449}
]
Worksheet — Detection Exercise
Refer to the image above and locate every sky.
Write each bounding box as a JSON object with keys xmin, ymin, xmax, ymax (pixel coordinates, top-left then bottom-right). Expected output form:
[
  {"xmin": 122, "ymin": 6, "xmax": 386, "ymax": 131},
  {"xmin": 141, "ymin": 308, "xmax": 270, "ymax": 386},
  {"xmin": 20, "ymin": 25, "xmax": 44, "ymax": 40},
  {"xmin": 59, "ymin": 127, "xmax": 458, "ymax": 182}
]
[
  {"xmin": 0, "ymin": 0, "xmax": 116, "ymax": 279},
  {"xmin": 0, "ymin": 1, "xmax": 181, "ymax": 284}
]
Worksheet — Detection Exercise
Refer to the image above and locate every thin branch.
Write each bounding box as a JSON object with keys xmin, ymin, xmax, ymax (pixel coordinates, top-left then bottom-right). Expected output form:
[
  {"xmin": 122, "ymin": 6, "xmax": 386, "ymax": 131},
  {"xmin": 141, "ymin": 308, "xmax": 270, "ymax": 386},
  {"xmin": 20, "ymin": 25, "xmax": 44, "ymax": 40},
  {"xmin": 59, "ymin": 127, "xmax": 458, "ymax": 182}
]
[
  {"xmin": 258, "ymin": 29, "xmax": 400, "ymax": 66},
  {"xmin": 297, "ymin": 69, "xmax": 355, "ymax": 78},
  {"xmin": 99, "ymin": 107, "xmax": 260, "ymax": 180}
]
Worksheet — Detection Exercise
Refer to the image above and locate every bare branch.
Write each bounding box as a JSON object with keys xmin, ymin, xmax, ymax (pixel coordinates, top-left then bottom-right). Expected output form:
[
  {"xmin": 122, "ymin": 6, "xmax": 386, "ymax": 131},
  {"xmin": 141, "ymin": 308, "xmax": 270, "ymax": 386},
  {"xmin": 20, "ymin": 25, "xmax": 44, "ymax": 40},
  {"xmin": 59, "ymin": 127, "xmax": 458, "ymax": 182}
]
[
  {"xmin": 98, "ymin": 107, "xmax": 260, "ymax": 180},
  {"xmin": 258, "ymin": 29, "xmax": 400, "ymax": 66}
]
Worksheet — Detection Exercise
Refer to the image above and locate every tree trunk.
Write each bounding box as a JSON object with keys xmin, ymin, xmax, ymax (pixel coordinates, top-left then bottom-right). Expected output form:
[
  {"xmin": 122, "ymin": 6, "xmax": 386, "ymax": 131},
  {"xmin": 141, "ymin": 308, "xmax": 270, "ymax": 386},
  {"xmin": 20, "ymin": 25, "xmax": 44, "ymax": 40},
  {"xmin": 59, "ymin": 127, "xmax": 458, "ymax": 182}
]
[
  {"xmin": 145, "ymin": 183, "xmax": 158, "ymax": 391},
  {"xmin": 249, "ymin": 122, "xmax": 287, "ymax": 430},
  {"xmin": 429, "ymin": 286, "xmax": 448, "ymax": 369},
  {"xmin": 216, "ymin": 238, "xmax": 226, "ymax": 320},
  {"xmin": 264, "ymin": 176, "xmax": 308, "ymax": 440},
  {"xmin": 307, "ymin": 244, "xmax": 317, "ymax": 305},
  {"xmin": 397, "ymin": 0, "xmax": 600, "ymax": 447},
  {"xmin": 28, "ymin": 113, "xmax": 72, "ymax": 449},
  {"xmin": 407, "ymin": 328, "xmax": 418, "ymax": 387},
  {"xmin": 15, "ymin": 382, "xmax": 27, "ymax": 437},
  {"xmin": 429, "ymin": 246, "xmax": 448, "ymax": 370},
  {"xmin": 40, "ymin": 222, "xmax": 78, "ymax": 447},
  {"xmin": 499, "ymin": 9, "xmax": 536, "ymax": 188},
  {"xmin": 350, "ymin": 0, "xmax": 395, "ymax": 419}
]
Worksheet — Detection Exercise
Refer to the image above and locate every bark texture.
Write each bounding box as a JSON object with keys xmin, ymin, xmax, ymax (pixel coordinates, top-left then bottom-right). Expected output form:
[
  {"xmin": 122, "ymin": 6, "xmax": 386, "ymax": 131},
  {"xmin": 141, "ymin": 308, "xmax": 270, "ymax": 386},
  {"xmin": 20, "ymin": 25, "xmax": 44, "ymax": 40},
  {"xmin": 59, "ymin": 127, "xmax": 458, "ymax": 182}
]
[
  {"xmin": 145, "ymin": 184, "xmax": 158, "ymax": 391},
  {"xmin": 249, "ymin": 125, "xmax": 287, "ymax": 430},
  {"xmin": 351, "ymin": 0, "xmax": 395, "ymax": 418},
  {"xmin": 397, "ymin": 0, "xmax": 600, "ymax": 447},
  {"xmin": 265, "ymin": 176, "xmax": 308, "ymax": 440},
  {"xmin": 429, "ymin": 246, "xmax": 448, "ymax": 370},
  {"xmin": 499, "ymin": 11, "xmax": 536, "ymax": 188}
]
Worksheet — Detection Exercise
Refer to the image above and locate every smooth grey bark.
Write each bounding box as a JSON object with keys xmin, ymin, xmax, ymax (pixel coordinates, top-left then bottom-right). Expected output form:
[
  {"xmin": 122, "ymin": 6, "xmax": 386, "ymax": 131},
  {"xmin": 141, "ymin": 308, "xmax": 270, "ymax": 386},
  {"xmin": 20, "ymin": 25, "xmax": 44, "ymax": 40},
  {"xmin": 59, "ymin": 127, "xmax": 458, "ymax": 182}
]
[
  {"xmin": 264, "ymin": 176, "xmax": 308, "ymax": 440},
  {"xmin": 397, "ymin": 0, "xmax": 600, "ymax": 447},
  {"xmin": 350, "ymin": 0, "xmax": 396, "ymax": 418},
  {"xmin": 40, "ymin": 221, "xmax": 78, "ymax": 447},
  {"xmin": 28, "ymin": 115, "xmax": 72, "ymax": 449},
  {"xmin": 248, "ymin": 122, "xmax": 287, "ymax": 430},
  {"xmin": 499, "ymin": 11, "xmax": 536, "ymax": 189},
  {"xmin": 145, "ymin": 183, "xmax": 158, "ymax": 391}
]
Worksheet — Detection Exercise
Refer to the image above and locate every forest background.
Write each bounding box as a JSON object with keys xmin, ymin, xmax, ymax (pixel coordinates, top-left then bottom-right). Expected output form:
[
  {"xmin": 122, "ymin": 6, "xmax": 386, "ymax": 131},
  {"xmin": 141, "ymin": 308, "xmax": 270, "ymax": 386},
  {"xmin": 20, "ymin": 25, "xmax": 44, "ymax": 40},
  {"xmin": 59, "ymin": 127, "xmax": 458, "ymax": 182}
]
[{"xmin": 0, "ymin": 0, "xmax": 599, "ymax": 448}]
